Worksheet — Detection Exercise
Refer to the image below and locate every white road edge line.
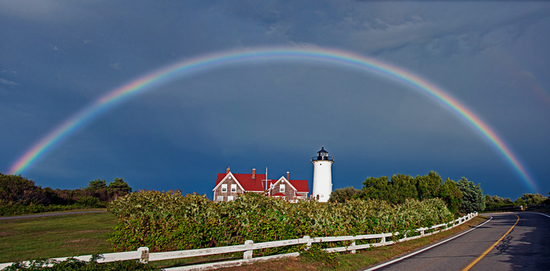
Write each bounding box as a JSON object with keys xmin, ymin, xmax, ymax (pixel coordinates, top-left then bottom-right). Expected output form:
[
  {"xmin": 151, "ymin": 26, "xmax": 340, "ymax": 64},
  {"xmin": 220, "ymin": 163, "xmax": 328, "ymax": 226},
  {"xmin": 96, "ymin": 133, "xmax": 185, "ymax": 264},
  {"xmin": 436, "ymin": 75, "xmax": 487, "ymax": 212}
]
[
  {"xmin": 525, "ymin": 211, "xmax": 550, "ymax": 219},
  {"xmin": 360, "ymin": 216, "xmax": 493, "ymax": 271}
]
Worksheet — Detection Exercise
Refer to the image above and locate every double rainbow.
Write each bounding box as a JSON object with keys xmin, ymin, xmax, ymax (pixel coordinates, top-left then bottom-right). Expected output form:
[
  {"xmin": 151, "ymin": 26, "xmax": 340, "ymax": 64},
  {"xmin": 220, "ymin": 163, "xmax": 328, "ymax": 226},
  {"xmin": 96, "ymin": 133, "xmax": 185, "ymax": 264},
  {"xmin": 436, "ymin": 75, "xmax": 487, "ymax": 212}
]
[{"xmin": 8, "ymin": 47, "xmax": 539, "ymax": 193}]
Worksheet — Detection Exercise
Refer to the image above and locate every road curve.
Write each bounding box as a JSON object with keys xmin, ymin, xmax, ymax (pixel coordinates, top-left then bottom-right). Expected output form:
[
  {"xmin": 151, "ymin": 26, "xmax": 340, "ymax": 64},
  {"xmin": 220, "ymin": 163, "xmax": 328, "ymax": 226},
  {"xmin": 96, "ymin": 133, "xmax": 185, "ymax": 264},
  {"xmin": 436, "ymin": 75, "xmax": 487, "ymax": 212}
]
[{"xmin": 362, "ymin": 212, "xmax": 550, "ymax": 271}]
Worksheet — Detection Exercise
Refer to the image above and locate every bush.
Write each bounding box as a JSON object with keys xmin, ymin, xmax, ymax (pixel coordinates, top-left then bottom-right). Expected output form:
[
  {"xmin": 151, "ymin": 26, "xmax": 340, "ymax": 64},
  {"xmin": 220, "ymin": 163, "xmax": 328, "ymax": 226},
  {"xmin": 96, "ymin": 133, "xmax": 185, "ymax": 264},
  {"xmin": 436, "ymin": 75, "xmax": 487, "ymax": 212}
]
[
  {"xmin": 76, "ymin": 196, "xmax": 104, "ymax": 208},
  {"xmin": 108, "ymin": 191, "xmax": 454, "ymax": 253},
  {"xmin": 4, "ymin": 256, "xmax": 158, "ymax": 270},
  {"xmin": 0, "ymin": 203, "xmax": 83, "ymax": 216}
]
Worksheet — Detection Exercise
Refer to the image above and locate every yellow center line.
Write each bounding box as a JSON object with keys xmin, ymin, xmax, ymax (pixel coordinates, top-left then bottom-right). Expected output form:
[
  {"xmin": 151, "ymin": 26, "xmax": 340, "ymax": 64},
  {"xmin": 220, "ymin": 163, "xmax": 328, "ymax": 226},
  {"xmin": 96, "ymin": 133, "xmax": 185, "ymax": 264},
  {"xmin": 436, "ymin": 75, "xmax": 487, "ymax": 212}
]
[{"xmin": 461, "ymin": 214, "xmax": 520, "ymax": 271}]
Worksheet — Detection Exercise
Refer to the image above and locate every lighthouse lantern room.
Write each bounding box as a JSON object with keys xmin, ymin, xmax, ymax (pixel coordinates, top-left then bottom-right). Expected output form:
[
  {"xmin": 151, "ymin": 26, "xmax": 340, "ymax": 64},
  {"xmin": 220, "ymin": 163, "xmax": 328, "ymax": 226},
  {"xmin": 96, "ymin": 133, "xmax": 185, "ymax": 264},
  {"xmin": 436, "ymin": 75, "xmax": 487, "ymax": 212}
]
[{"xmin": 311, "ymin": 146, "xmax": 334, "ymax": 202}]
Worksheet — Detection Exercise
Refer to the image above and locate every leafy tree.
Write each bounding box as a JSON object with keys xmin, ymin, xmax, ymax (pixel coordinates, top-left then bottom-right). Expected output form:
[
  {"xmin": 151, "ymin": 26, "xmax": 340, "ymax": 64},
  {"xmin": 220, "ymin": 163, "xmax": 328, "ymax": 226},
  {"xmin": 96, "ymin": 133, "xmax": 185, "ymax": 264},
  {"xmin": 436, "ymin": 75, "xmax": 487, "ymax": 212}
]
[
  {"xmin": 514, "ymin": 197, "xmax": 526, "ymax": 206},
  {"xmin": 360, "ymin": 176, "xmax": 395, "ymax": 202},
  {"xmin": 457, "ymin": 177, "xmax": 485, "ymax": 213},
  {"xmin": 0, "ymin": 173, "xmax": 47, "ymax": 205},
  {"xmin": 415, "ymin": 171, "xmax": 442, "ymax": 200},
  {"xmin": 519, "ymin": 193, "xmax": 547, "ymax": 205},
  {"xmin": 329, "ymin": 186, "xmax": 360, "ymax": 203},
  {"xmin": 109, "ymin": 178, "xmax": 132, "ymax": 194},
  {"xmin": 358, "ymin": 172, "xmax": 463, "ymax": 216},
  {"xmin": 437, "ymin": 178, "xmax": 462, "ymax": 216},
  {"xmin": 391, "ymin": 174, "xmax": 418, "ymax": 204},
  {"xmin": 483, "ymin": 194, "xmax": 514, "ymax": 210},
  {"xmin": 86, "ymin": 179, "xmax": 107, "ymax": 191}
]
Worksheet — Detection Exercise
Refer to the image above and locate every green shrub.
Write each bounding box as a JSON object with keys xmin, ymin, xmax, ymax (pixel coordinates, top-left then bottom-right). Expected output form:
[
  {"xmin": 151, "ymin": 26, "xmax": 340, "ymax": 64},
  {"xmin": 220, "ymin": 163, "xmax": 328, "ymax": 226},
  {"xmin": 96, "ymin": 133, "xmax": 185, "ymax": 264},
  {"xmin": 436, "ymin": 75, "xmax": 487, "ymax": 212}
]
[
  {"xmin": 108, "ymin": 191, "xmax": 453, "ymax": 254},
  {"xmin": 76, "ymin": 196, "xmax": 104, "ymax": 208},
  {"xmin": 4, "ymin": 256, "xmax": 158, "ymax": 270},
  {"xmin": 0, "ymin": 203, "xmax": 85, "ymax": 216}
]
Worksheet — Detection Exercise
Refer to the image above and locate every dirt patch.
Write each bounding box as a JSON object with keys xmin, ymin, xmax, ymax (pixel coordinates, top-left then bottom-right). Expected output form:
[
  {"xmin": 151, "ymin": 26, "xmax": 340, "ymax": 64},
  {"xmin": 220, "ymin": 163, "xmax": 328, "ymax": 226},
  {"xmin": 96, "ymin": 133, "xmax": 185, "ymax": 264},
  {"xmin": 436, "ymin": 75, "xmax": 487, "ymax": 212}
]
[{"xmin": 0, "ymin": 232, "xmax": 10, "ymax": 237}]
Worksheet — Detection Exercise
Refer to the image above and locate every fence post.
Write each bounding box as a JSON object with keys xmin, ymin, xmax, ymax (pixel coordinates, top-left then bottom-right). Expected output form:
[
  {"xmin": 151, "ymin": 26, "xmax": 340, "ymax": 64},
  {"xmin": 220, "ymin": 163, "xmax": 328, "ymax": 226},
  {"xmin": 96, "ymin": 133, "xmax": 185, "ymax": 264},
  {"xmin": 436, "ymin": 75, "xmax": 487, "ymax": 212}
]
[
  {"xmin": 138, "ymin": 247, "xmax": 149, "ymax": 263},
  {"xmin": 381, "ymin": 235, "xmax": 386, "ymax": 245},
  {"xmin": 303, "ymin": 235, "xmax": 312, "ymax": 250},
  {"xmin": 243, "ymin": 240, "xmax": 254, "ymax": 260},
  {"xmin": 351, "ymin": 240, "xmax": 356, "ymax": 254}
]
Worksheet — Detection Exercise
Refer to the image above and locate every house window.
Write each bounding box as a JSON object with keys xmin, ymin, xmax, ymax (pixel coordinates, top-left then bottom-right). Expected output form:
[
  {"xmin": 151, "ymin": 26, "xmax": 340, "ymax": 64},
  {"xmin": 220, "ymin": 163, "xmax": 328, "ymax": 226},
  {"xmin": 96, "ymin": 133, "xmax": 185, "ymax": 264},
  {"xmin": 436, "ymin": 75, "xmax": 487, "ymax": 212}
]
[
  {"xmin": 280, "ymin": 184, "xmax": 285, "ymax": 193},
  {"xmin": 228, "ymin": 196, "xmax": 234, "ymax": 201},
  {"xmin": 217, "ymin": 196, "xmax": 224, "ymax": 202},
  {"xmin": 221, "ymin": 184, "xmax": 227, "ymax": 192},
  {"xmin": 231, "ymin": 184, "xmax": 237, "ymax": 192}
]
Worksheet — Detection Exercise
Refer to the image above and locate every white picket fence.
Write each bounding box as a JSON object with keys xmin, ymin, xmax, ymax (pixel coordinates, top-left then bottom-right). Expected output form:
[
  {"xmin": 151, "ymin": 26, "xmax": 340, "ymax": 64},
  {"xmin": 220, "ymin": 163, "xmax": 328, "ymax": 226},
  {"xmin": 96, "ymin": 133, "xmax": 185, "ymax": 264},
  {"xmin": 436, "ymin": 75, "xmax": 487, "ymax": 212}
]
[{"xmin": 0, "ymin": 212, "xmax": 477, "ymax": 271}]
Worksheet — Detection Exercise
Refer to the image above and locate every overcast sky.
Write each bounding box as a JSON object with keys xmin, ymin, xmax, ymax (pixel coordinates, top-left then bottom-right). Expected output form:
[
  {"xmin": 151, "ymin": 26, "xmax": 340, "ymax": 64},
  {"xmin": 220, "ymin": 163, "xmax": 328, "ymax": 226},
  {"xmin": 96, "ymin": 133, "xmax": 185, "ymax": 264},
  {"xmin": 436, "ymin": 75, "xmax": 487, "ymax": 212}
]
[{"xmin": 1, "ymin": 0, "xmax": 549, "ymax": 200}]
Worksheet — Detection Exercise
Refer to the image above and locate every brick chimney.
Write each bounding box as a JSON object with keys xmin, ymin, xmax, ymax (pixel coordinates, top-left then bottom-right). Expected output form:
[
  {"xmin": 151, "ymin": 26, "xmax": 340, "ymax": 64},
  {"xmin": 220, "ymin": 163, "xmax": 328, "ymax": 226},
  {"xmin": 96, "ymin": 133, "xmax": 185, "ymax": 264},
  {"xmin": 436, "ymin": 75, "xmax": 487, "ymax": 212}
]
[
  {"xmin": 286, "ymin": 171, "xmax": 289, "ymax": 180},
  {"xmin": 252, "ymin": 168, "xmax": 256, "ymax": 179},
  {"xmin": 226, "ymin": 167, "xmax": 230, "ymax": 174}
]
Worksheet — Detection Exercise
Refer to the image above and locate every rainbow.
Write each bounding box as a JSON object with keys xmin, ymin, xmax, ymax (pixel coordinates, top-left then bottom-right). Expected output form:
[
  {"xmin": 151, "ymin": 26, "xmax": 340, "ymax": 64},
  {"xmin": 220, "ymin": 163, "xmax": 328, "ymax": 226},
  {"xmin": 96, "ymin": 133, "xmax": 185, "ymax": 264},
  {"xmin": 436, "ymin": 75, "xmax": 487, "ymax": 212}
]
[{"xmin": 7, "ymin": 46, "xmax": 540, "ymax": 193}]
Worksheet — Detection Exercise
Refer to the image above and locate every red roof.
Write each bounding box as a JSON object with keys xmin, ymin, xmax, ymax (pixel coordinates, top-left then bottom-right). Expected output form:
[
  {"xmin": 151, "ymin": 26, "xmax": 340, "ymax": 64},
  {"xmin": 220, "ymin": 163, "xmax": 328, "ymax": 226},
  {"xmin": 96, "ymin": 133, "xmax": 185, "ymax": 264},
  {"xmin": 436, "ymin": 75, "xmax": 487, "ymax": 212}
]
[
  {"xmin": 289, "ymin": 179, "xmax": 309, "ymax": 193},
  {"xmin": 215, "ymin": 172, "xmax": 309, "ymax": 193},
  {"xmin": 215, "ymin": 173, "xmax": 266, "ymax": 192}
]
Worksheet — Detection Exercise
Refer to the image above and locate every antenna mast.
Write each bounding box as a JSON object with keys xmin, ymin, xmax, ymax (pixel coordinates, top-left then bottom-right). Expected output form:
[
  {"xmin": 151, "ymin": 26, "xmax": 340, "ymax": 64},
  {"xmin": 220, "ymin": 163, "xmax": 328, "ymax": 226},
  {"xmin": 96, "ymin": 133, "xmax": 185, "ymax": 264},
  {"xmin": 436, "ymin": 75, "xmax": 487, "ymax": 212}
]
[{"xmin": 265, "ymin": 167, "xmax": 268, "ymax": 191}]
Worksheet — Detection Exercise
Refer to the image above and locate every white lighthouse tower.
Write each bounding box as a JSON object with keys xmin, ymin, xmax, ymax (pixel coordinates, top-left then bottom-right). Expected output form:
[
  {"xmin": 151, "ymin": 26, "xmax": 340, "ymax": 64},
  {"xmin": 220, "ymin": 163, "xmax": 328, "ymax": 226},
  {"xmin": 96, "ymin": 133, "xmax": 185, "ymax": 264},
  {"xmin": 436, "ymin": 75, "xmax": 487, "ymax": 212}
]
[{"xmin": 311, "ymin": 146, "xmax": 334, "ymax": 202}]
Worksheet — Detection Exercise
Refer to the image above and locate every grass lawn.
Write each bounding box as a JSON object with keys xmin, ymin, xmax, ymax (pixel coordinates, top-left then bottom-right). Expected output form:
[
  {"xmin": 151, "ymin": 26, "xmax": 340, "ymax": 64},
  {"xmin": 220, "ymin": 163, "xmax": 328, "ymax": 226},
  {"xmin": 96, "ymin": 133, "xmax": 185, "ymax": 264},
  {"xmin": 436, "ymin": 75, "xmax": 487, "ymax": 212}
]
[{"xmin": 0, "ymin": 211, "xmax": 117, "ymax": 263}]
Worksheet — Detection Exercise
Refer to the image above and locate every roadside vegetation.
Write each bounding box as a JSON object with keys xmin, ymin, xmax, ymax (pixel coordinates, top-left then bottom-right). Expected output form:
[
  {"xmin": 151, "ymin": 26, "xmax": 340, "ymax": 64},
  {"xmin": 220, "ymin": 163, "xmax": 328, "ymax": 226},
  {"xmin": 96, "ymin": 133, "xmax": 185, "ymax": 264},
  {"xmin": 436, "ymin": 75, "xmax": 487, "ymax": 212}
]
[
  {"xmin": 484, "ymin": 192, "xmax": 549, "ymax": 211},
  {"xmin": 329, "ymin": 171, "xmax": 548, "ymax": 215},
  {"xmin": 0, "ymin": 173, "xmax": 131, "ymax": 216},
  {"xmin": 329, "ymin": 171, "xmax": 466, "ymax": 216},
  {"xmin": 108, "ymin": 191, "xmax": 453, "ymax": 253}
]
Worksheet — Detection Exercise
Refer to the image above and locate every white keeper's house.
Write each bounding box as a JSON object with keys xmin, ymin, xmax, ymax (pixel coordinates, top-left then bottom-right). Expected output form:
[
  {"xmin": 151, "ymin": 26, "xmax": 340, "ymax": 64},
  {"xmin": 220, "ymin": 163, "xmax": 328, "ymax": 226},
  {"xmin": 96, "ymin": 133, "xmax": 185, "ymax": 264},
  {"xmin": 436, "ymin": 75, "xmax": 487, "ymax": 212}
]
[{"xmin": 213, "ymin": 167, "xmax": 309, "ymax": 203}]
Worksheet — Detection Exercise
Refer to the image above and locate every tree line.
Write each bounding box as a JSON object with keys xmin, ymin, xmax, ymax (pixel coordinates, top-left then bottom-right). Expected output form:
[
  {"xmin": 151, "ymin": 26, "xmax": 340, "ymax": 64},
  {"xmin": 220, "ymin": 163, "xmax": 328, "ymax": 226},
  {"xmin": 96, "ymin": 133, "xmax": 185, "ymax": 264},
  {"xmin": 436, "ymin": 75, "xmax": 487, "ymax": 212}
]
[
  {"xmin": 484, "ymin": 193, "xmax": 548, "ymax": 211},
  {"xmin": 330, "ymin": 171, "xmax": 481, "ymax": 216},
  {"xmin": 329, "ymin": 171, "xmax": 548, "ymax": 216},
  {"xmin": 0, "ymin": 172, "xmax": 132, "ymax": 216}
]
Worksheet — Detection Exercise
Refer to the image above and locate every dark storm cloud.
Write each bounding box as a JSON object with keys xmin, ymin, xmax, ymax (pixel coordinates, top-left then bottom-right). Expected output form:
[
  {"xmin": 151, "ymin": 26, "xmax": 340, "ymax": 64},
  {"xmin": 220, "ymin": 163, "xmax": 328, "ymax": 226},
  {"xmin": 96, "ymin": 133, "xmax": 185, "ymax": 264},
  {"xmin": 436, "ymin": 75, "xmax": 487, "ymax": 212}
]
[{"xmin": 0, "ymin": 0, "xmax": 548, "ymax": 199}]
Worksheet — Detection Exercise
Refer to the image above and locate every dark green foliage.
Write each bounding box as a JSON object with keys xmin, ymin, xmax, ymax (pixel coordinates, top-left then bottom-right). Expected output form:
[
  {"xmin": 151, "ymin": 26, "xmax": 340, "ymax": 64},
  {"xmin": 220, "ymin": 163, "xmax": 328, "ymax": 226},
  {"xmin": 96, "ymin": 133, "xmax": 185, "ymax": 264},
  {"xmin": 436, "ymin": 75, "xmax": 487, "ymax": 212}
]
[
  {"xmin": 519, "ymin": 193, "xmax": 547, "ymax": 205},
  {"xmin": 361, "ymin": 176, "xmax": 393, "ymax": 203},
  {"xmin": 0, "ymin": 174, "xmax": 48, "ymax": 206},
  {"xmin": 108, "ymin": 178, "xmax": 132, "ymax": 194},
  {"xmin": 76, "ymin": 196, "xmax": 103, "ymax": 208},
  {"xmin": 484, "ymin": 195, "xmax": 514, "ymax": 210},
  {"xmin": 438, "ymin": 179, "xmax": 463, "ymax": 215},
  {"xmin": 0, "ymin": 203, "xmax": 83, "ymax": 216},
  {"xmin": 358, "ymin": 171, "xmax": 463, "ymax": 216},
  {"xmin": 328, "ymin": 186, "xmax": 360, "ymax": 203},
  {"xmin": 416, "ymin": 171, "xmax": 442, "ymax": 200},
  {"xmin": 86, "ymin": 180, "xmax": 107, "ymax": 191},
  {"xmin": 457, "ymin": 177, "xmax": 485, "ymax": 213},
  {"xmin": 0, "ymin": 173, "xmax": 132, "ymax": 216},
  {"xmin": 4, "ymin": 256, "xmax": 158, "ymax": 270},
  {"xmin": 108, "ymin": 191, "xmax": 453, "ymax": 253},
  {"xmin": 481, "ymin": 194, "xmax": 545, "ymax": 212}
]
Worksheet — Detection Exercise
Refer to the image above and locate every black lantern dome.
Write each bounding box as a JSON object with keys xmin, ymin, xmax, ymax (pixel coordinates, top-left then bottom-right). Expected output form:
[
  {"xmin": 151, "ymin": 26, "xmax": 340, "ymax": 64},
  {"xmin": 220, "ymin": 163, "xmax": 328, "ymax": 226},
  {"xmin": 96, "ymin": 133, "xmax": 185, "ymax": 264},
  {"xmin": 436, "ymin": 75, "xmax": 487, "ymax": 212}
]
[{"xmin": 311, "ymin": 146, "xmax": 334, "ymax": 162}]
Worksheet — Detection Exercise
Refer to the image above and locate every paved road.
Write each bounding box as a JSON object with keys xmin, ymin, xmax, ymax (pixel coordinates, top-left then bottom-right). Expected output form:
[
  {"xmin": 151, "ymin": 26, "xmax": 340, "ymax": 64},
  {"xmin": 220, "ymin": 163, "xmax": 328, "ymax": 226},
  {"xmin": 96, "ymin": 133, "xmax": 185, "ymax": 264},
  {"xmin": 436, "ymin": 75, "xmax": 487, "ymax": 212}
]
[
  {"xmin": 362, "ymin": 212, "xmax": 550, "ymax": 271},
  {"xmin": 0, "ymin": 210, "xmax": 106, "ymax": 221}
]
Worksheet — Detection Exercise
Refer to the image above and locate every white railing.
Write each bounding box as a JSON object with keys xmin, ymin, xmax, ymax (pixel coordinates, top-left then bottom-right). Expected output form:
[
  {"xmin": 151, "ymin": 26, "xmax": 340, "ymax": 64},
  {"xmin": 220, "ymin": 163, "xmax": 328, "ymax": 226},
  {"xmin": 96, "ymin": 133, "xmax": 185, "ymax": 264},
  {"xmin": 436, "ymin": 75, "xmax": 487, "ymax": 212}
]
[{"xmin": 0, "ymin": 212, "xmax": 477, "ymax": 271}]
